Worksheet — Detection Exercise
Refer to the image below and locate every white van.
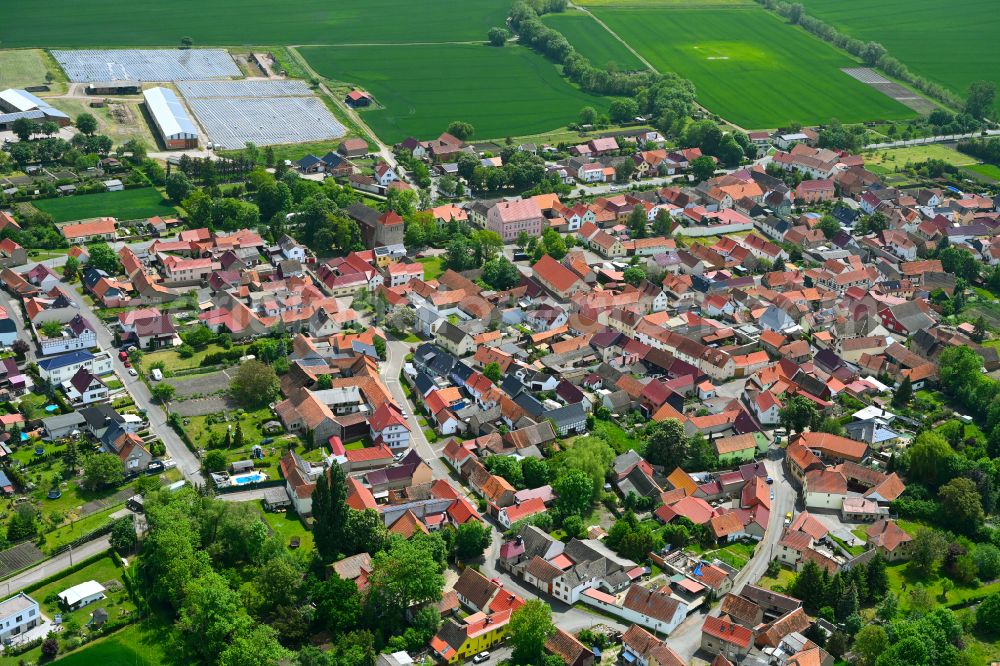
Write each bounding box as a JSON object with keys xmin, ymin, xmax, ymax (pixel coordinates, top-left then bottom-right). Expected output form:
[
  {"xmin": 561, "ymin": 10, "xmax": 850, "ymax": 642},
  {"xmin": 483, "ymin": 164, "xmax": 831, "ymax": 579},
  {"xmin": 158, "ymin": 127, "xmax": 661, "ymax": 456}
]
[{"xmin": 151, "ymin": 368, "xmax": 163, "ymax": 381}]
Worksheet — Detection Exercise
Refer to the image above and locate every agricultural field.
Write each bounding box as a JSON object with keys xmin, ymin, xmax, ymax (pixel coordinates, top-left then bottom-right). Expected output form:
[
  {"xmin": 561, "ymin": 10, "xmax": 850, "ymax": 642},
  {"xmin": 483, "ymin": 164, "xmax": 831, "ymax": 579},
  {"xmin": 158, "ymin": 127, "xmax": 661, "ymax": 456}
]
[
  {"xmin": 0, "ymin": 0, "xmax": 508, "ymax": 47},
  {"xmin": 301, "ymin": 44, "xmax": 611, "ymax": 144},
  {"xmin": 590, "ymin": 4, "xmax": 916, "ymax": 128},
  {"xmin": 967, "ymin": 163, "xmax": 1000, "ymax": 182},
  {"xmin": 798, "ymin": 0, "xmax": 1000, "ymax": 115},
  {"xmin": 33, "ymin": 187, "xmax": 176, "ymax": 223},
  {"xmin": 0, "ymin": 49, "xmax": 65, "ymax": 93},
  {"xmin": 542, "ymin": 10, "xmax": 644, "ymax": 71},
  {"xmin": 863, "ymin": 144, "xmax": 978, "ymax": 169}
]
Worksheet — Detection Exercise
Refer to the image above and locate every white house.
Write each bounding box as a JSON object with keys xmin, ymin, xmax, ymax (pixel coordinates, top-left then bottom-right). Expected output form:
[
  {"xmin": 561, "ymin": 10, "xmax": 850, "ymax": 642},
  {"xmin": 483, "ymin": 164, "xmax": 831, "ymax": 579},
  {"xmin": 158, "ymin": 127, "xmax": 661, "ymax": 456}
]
[
  {"xmin": 369, "ymin": 402, "xmax": 410, "ymax": 450},
  {"xmin": 37, "ymin": 315, "xmax": 96, "ymax": 357},
  {"xmin": 0, "ymin": 592, "xmax": 40, "ymax": 641},
  {"xmin": 58, "ymin": 580, "xmax": 105, "ymax": 611},
  {"xmin": 580, "ymin": 584, "xmax": 689, "ymax": 635},
  {"xmin": 803, "ymin": 469, "xmax": 848, "ymax": 510},
  {"xmin": 62, "ymin": 368, "xmax": 109, "ymax": 405},
  {"xmin": 36, "ymin": 350, "xmax": 113, "ymax": 384}
]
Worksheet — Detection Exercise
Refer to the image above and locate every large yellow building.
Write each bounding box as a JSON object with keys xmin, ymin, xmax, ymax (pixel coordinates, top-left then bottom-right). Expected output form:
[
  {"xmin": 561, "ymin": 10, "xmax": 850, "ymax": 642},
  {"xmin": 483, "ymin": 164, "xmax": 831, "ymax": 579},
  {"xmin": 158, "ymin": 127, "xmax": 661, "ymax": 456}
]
[{"xmin": 430, "ymin": 609, "xmax": 511, "ymax": 664}]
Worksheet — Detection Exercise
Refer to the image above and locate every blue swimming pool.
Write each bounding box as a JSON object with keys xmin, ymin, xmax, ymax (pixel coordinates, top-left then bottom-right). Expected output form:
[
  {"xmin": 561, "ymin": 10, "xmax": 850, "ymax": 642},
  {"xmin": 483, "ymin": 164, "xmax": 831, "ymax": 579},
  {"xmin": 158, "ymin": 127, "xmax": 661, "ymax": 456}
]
[{"xmin": 233, "ymin": 473, "xmax": 266, "ymax": 485}]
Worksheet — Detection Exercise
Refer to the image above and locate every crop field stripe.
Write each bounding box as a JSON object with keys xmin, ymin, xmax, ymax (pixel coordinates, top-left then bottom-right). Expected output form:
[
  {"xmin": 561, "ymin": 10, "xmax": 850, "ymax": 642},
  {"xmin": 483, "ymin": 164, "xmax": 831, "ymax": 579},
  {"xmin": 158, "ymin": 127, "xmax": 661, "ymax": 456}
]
[
  {"xmin": 301, "ymin": 43, "xmax": 611, "ymax": 144},
  {"xmin": 542, "ymin": 11, "xmax": 645, "ymax": 71},
  {"xmin": 0, "ymin": 0, "xmax": 509, "ymax": 47},
  {"xmin": 798, "ymin": 0, "xmax": 1000, "ymax": 115},
  {"xmin": 591, "ymin": 5, "xmax": 917, "ymax": 129}
]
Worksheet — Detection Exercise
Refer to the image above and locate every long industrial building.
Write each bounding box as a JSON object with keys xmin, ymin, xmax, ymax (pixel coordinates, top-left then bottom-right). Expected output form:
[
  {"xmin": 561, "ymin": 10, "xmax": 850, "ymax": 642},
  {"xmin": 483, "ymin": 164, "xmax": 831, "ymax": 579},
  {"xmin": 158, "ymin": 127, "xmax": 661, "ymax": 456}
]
[
  {"xmin": 0, "ymin": 88, "xmax": 71, "ymax": 132},
  {"xmin": 143, "ymin": 87, "xmax": 198, "ymax": 150}
]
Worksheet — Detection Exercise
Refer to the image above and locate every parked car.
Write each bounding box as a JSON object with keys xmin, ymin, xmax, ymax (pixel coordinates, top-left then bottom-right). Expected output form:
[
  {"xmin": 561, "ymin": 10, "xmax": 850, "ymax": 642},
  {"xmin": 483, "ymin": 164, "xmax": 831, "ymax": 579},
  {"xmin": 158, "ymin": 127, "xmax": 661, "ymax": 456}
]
[
  {"xmin": 128, "ymin": 368, "xmax": 138, "ymax": 376},
  {"xmin": 119, "ymin": 351, "xmax": 129, "ymax": 361},
  {"xmin": 473, "ymin": 653, "xmax": 490, "ymax": 664}
]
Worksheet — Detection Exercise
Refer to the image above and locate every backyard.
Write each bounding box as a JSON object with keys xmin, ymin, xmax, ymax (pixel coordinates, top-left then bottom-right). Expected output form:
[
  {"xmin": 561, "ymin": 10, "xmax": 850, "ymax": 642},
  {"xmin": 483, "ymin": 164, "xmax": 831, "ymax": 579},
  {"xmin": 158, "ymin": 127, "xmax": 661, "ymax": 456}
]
[
  {"xmin": 27, "ymin": 555, "xmax": 134, "ymax": 627},
  {"xmin": 259, "ymin": 503, "xmax": 314, "ymax": 552},
  {"xmin": 33, "ymin": 187, "xmax": 176, "ymax": 224},
  {"xmin": 301, "ymin": 43, "xmax": 612, "ymax": 143}
]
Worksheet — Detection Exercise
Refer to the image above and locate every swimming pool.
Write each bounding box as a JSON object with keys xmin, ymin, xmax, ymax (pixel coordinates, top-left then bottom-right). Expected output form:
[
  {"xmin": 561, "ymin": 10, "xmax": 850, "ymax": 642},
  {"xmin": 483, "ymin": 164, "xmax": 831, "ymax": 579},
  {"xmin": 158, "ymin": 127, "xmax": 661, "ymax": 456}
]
[{"xmin": 232, "ymin": 472, "xmax": 266, "ymax": 485}]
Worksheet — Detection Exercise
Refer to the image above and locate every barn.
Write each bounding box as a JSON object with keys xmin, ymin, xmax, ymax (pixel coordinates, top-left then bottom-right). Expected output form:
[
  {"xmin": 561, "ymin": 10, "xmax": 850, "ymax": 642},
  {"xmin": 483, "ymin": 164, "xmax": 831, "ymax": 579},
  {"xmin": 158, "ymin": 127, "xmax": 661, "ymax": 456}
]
[
  {"xmin": 0, "ymin": 88, "xmax": 71, "ymax": 131},
  {"xmin": 143, "ymin": 86, "xmax": 198, "ymax": 149},
  {"xmin": 86, "ymin": 81, "xmax": 141, "ymax": 95}
]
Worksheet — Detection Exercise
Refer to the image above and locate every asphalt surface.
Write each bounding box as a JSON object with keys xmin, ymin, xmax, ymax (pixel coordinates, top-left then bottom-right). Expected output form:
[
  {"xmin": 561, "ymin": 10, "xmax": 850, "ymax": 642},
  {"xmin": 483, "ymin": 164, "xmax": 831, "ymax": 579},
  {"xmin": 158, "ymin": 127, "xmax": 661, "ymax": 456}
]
[{"xmin": 0, "ymin": 537, "xmax": 111, "ymax": 597}]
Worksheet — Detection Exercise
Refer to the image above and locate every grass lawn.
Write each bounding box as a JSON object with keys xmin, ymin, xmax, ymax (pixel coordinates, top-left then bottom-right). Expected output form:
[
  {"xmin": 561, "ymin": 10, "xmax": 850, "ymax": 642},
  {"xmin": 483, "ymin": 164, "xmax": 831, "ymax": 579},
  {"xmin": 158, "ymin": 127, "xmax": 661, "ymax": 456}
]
[
  {"xmin": 34, "ymin": 188, "xmax": 176, "ymax": 223},
  {"xmin": 0, "ymin": 49, "xmax": 64, "ymax": 93},
  {"xmin": 759, "ymin": 566, "xmax": 796, "ymax": 592},
  {"xmin": 863, "ymin": 144, "xmax": 977, "ymax": 169},
  {"xmin": 27, "ymin": 555, "xmax": 132, "ymax": 627},
  {"xmin": 142, "ymin": 342, "xmax": 246, "ymax": 374},
  {"xmin": 591, "ymin": 3, "xmax": 915, "ymax": 128},
  {"xmin": 592, "ymin": 419, "xmax": 643, "ymax": 455},
  {"xmin": 966, "ymin": 163, "xmax": 1000, "ymax": 181},
  {"xmin": 259, "ymin": 503, "xmax": 314, "ymax": 552},
  {"xmin": 886, "ymin": 560, "xmax": 1000, "ymax": 610},
  {"xmin": 798, "ymin": 0, "xmax": 1000, "ymax": 116},
  {"xmin": 1, "ymin": 0, "xmax": 507, "ymax": 46},
  {"xmin": 542, "ymin": 10, "xmax": 645, "ymax": 71},
  {"xmin": 41, "ymin": 505, "xmax": 120, "ymax": 554},
  {"xmin": 38, "ymin": 619, "xmax": 172, "ymax": 666},
  {"xmin": 417, "ymin": 256, "xmax": 445, "ymax": 281},
  {"xmin": 301, "ymin": 43, "xmax": 612, "ymax": 144}
]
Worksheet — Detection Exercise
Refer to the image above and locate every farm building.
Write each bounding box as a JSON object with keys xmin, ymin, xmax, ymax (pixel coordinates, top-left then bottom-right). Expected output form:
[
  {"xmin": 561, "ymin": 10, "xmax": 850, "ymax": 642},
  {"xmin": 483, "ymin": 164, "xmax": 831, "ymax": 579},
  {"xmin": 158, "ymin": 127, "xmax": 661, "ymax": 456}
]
[
  {"xmin": 86, "ymin": 81, "xmax": 141, "ymax": 95},
  {"xmin": 143, "ymin": 87, "xmax": 198, "ymax": 149},
  {"xmin": 345, "ymin": 90, "xmax": 372, "ymax": 107},
  {"xmin": 0, "ymin": 88, "xmax": 71, "ymax": 131}
]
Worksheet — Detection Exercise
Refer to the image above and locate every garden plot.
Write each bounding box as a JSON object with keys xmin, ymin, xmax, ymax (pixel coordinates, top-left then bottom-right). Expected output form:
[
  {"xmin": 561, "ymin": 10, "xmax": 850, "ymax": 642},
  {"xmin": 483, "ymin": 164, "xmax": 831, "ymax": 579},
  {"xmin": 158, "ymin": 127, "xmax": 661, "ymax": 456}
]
[
  {"xmin": 52, "ymin": 49, "xmax": 240, "ymax": 82},
  {"xmin": 166, "ymin": 368, "xmax": 232, "ymax": 400}
]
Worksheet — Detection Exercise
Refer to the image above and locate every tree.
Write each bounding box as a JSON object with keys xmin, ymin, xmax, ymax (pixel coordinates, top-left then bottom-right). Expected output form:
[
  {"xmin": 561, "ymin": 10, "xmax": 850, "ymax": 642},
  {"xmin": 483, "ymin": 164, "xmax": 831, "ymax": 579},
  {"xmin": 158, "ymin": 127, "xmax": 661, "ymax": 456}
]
[
  {"xmin": 11, "ymin": 339, "xmax": 29, "ymax": 358},
  {"xmin": 509, "ymin": 599, "xmax": 555, "ymax": 666},
  {"xmin": 978, "ymin": 590, "xmax": 1000, "ymax": 634},
  {"xmin": 965, "ymin": 80, "xmax": 997, "ymax": 118},
  {"xmin": 366, "ymin": 536, "xmax": 446, "ymax": 632},
  {"xmin": 229, "ymin": 360, "xmax": 279, "ymax": 408},
  {"xmin": 553, "ymin": 468, "xmax": 594, "ymax": 518},
  {"xmin": 177, "ymin": 571, "xmax": 253, "ymax": 663},
  {"xmin": 579, "ymin": 106, "xmax": 597, "ymax": 126},
  {"xmin": 541, "ymin": 229, "xmax": 567, "ymax": 260},
  {"xmin": 522, "ymin": 457, "xmax": 551, "ymax": 488},
  {"xmin": 867, "ymin": 554, "xmax": 889, "ymax": 597},
  {"xmin": 455, "ymin": 520, "xmax": 491, "ymax": 560},
  {"xmin": 972, "ymin": 315, "xmax": 987, "ymax": 343},
  {"xmin": 180, "ymin": 36, "xmax": 194, "ymax": 47},
  {"xmin": 203, "ymin": 450, "xmax": 227, "ymax": 472},
  {"xmin": 110, "ymin": 516, "xmax": 138, "ymax": 553},
  {"xmin": 151, "ymin": 382, "xmax": 175, "ymax": 403},
  {"xmin": 975, "ymin": 544, "xmax": 1000, "ymax": 581},
  {"xmin": 481, "ymin": 256, "xmax": 521, "ymax": 290},
  {"xmin": 87, "ymin": 241, "xmax": 121, "ymax": 275},
  {"xmin": 41, "ymin": 637, "xmax": 58, "ymax": 658},
  {"xmin": 11, "ymin": 117, "xmax": 34, "ymax": 142},
  {"xmin": 939, "ymin": 477, "xmax": 984, "ymax": 529},
  {"xmin": 485, "ymin": 455, "xmax": 523, "ymax": 488},
  {"xmin": 910, "ymin": 529, "xmax": 947, "ymax": 573},
  {"xmin": 75, "ymin": 112, "xmax": 98, "ymax": 135},
  {"xmin": 313, "ymin": 464, "xmax": 349, "ymax": 561},
  {"xmin": 892, "ymin": 376, "xmax": 912, "ymax": 408},
  {"xmin": 483, "ymin": 362, "xmax": 502, "ymax": 384},
  {"xmin": 627, "ymin": 206, "xmax": 647, "ymax": 239},
  {"xmin": 779, "ymin": 395, "xmax": 818, "ymax": 434},
  {"xmin": 689, "ymin": 155, "xmax": 716, "ymax": 182},
  {"xmin": 609, "ymin": 98, "xmax": 639, "ymax": 124},
  {"xmin": 790, "ymin": 560, "xmax": 826, "ymax": 612},
  {"xmin": 314, "ymin": 574, "xmax": 362, "ymax": 633},
  {"xmin": 446, "ymin": 121, "xmax": 475, "ymax": 141},
  {"xmin": 488, "ymin": 26, "xmax": 509, "ymax": 46},
  {"xmin": 83, "ymin": 453, "xmax": 125, "ymax": 489},
  {"xmin": 652, "ymin": 209, "xmax": 673, "ymax": 236},
  {"xmin": 165, "ymin": 171, "xmax": 194, "ymax": 204},
  {"xmin": 786, "ymin": 2, "xmax": 804, "ymax": 23},
  {"xmin": 7, "ymin": 505, "xmax": 37, "ymax": 541},
  {"xmin": 623, "ymin": 266, "xmax": 646, "ymax": 286},
  {"xmin": 817, "ymin": 215, "xmax": 840, "ymax": 239},
  {"xmin": 908, "ymin": 432, "xmax": 954, "ymax": 486},
  {"xmin": 344, "ymin": 508, "xmax": 388, "ymax": 556},
  {"xmin": 853, "ymin": 625, "xmax": 888, "ymax": 666},
  {"xmin": 644, "ymin": 418, "xmax": 687, "ymax": 469},
  {"xmin": 62, "ymin": 255, "xmax": 80, "ymax": 282}
]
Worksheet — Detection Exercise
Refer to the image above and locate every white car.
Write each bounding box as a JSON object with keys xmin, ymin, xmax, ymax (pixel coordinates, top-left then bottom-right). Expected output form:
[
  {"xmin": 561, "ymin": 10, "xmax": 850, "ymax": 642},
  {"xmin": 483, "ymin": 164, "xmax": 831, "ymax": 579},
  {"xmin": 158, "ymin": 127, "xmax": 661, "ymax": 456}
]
[
  {"xmin": 128, "ymin": 368, "xmax": 138, "ymax": 376},
  {"xmin": 472, "ymin": 653, "xmax": 490, "ymax": 664}
]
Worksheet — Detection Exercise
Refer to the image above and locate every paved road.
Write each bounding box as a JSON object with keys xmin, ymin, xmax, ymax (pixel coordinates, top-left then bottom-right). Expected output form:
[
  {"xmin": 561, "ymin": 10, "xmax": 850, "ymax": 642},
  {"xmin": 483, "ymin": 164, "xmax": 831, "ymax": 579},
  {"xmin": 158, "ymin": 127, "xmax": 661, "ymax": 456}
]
[
  {"xmin": 383, "ymin": 340, "xmax": 450, "ymax": 480},
  {"xmin": 63, "ymin": 282, "xmax": 205, "ymax": 487},
  {"xmin": 0, "ymin": 537, "xmax": 111, "ymax": 597},
  {"xmin": 665, "ymin": 456, "xmax": 794, "ymax": 660}
]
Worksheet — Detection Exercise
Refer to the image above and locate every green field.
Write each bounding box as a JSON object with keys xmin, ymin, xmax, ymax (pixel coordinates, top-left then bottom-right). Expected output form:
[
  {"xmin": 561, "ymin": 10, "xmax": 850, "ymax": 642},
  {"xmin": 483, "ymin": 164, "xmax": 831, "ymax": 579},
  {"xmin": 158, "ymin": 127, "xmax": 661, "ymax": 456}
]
[
  {"xmin": 967, "ymin": 163, "xmax": 1000, "ymax": 181},
  {"xmin": 0, "ymin": 49, "xmax": 62, "ymax": 92},
  {"xmin": 864, "ymin": 144, "xmax": 978, "ymax": 169},
  {"xmin": 542, "ymin": 10, "xmax": 644, "ymax": 71},
  {"xmin": 0, "ymin": 0, "xmax": 508, "ymax": 47},
  {"xmin": 53, "ymin": 621, "xmax": 172, "ymax": 666},
  {"xmin": 302, "ymin": 44, "xmax": 611, "ymax": 143},
  {"xmin": 34, "ymin": 187, "xmax": 176, "ymax": 223},
  {"xmin": 591, "ymin": 4, "xmax": 916, "ymax": 128},
  {"xmin": 799, "ymin": 0, "xmax": 1000, "ymax": 115}
]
